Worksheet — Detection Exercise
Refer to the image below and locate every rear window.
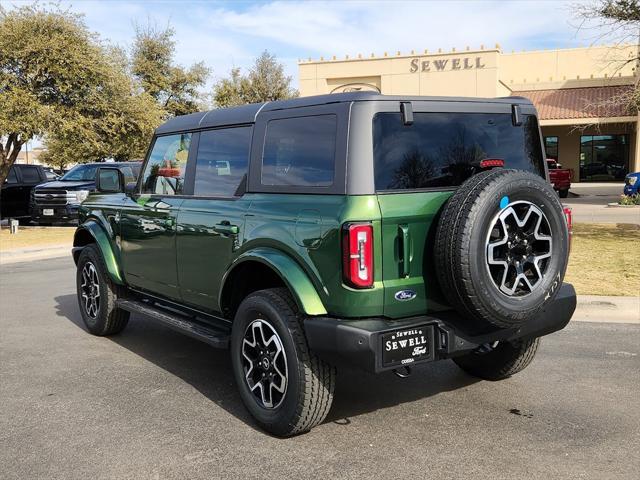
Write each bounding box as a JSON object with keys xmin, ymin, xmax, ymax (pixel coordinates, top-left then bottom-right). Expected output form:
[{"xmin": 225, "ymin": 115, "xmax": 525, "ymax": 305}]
[
  {"xmin": 373, "ymin": 112, "xmax": 544, "ymax": 191},
  {"xmin": 262, "ymin": 115, "xmax": 336, "ymax": 187}
]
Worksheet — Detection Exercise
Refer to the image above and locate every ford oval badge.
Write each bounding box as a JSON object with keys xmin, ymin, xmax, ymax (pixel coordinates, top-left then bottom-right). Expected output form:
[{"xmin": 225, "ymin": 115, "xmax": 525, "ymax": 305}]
[{"xmin": 394, "ymin": 290, "xmax": 416, "ymax": 301}]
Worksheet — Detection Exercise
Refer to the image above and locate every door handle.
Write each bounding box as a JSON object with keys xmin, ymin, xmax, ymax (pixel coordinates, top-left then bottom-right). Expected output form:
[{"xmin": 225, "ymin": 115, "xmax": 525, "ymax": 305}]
[
  {"xmin": 214, "ymin": 222, "xmax": 239, "ymax": 235},
  {"xmin": 399, "ymin": 224, "xmax": 410, "ymax": 278}
]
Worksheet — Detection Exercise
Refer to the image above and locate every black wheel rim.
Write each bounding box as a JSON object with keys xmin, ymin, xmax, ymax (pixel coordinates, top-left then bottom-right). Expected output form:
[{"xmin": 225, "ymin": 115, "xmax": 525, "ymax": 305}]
[
  {"xmin": 486, "ymin": 201, "xmax": 553, "ymax": 297},
  {"xmin": 241, "ymin": 319, "xmax": 288, "ymax": 409},
  {"xmin": 80, "ymin": 262, "xmax": 100, "ymax": 318}
]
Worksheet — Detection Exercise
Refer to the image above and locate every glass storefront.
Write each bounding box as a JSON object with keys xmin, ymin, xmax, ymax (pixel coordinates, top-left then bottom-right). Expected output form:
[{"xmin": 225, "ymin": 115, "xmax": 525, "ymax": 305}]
[
  {"xmin": 580, "ymin": 134, "xmax": 629, "ymax": 181},
  {"xmin": 544, "ymin": 136, "xmax": 559, "ymax": 160}
]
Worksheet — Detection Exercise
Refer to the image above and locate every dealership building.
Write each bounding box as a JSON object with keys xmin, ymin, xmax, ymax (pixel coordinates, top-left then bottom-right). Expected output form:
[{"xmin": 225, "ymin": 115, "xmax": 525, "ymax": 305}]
[{"xmin": 298, "ymin": 45, "xmax": 639, "ymax": 181}]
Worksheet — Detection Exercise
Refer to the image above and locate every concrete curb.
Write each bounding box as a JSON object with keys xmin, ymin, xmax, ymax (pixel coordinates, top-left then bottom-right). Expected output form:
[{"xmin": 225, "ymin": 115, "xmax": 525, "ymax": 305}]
[
  {"xmin": 606, "ymin": 203, "xmax": 640, "ymax": 208},
  {"xmin": 0, "ymin": 245, "xmax": 70, "ymax": 265},
  {"xmin": 573, "ymin": 295, "xmax": 640, "ymax": 324}
]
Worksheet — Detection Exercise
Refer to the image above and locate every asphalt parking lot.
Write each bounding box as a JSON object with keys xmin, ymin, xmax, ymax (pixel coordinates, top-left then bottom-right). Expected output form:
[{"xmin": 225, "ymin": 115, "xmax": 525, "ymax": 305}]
[{"xmin": 1, "ymin": 256, "xmax": 639, "ymax": 480}]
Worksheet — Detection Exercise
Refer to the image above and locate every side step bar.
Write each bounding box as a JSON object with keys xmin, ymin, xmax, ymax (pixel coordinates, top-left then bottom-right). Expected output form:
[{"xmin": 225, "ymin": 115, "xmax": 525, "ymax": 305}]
[{"xmin": 116, "ymin": 299, "xmax": 230, "ymax": 349}]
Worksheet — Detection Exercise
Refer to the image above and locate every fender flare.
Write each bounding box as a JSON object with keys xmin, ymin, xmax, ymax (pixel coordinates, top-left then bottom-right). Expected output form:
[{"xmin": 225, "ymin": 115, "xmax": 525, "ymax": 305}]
[
  {"xmin": 73, "ymin": 220, "xmax": 124, "ymax": 285},
  {"xmin": 220, "ymin": 247, "xmax": 327, "ymax": 316}
]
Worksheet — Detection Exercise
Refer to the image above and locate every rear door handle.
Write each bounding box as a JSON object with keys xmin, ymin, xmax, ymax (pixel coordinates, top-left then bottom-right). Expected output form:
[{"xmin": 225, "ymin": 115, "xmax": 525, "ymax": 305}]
[
  {"xmin": 214, "ymin": 222, "xmax": 239, "ymax": 235},
  {"xmin": 399, "ymin": 224, "xmax": 410, "ymax": 278}
]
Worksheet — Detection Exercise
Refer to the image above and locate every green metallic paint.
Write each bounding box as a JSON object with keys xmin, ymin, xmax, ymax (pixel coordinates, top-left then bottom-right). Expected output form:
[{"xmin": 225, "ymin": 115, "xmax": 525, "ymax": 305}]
[
  {"xmin": 77, "ymin": 189, "xmax": 455, "ymax": 321},
  {"xmin": 177, "ymin": 197, "xmax": 251, "ymax": 311},
  {"xmin": 241, "ymin": 194, "xmax": 385, "ymax": 318},
  {"xmin": 75, "ymin": 218, "xmax": 124, "ymax": 285},
  {"xmin": 222, "ymin": 247, "xmax": 327, "ymax": 316},
  {"xmin": 377, "ymin": 191, "xmax": 453, "ymax": 318}
]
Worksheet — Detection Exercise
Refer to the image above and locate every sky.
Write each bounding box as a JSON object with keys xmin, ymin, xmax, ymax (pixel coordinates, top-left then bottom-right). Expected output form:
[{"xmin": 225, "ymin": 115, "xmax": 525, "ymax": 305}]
[{"xmin": 5, "ymin": 0, "xmax": 614, "ymax": 88}]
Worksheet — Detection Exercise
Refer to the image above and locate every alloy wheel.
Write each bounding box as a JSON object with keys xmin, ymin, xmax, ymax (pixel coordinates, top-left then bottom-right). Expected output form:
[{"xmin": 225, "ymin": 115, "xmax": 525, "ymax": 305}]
[
  {"xmin": 80, "ymin": 262, "xmax": 101, "ymax": 318},
  {"xmin": 241, "ymin": 319, "xmax": 288, "ymax": 409},
  {"xmin": 486, "ymin": 201, "xmax": 553, "ymax": 296}
]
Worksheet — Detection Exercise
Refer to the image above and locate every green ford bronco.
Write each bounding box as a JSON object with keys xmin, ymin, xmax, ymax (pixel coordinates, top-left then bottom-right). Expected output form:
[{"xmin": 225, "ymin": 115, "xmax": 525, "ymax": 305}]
[{"xmin": 72, "ymin": 92, "xmax": 576, "ymax": 436}]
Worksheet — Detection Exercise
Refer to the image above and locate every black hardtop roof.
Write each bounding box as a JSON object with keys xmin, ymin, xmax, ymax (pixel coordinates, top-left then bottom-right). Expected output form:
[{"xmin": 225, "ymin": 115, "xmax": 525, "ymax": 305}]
[{"xmin": 155, "ymin": 92, "xmax": 534, "ymax": 135}]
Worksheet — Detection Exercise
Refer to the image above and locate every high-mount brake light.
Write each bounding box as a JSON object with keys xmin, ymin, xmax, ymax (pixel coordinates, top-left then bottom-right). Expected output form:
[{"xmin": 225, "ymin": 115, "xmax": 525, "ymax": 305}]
[
  {"xmin": 479, "ymin": 158, "xmax": 505, "ymax": 169},
  {"xmin": 342, "ymin": 223, "xmax": 374, "ymax": 288},
  {"xmin": 563, "ymin": 207, "xmax": 573, "ymax": 253}
]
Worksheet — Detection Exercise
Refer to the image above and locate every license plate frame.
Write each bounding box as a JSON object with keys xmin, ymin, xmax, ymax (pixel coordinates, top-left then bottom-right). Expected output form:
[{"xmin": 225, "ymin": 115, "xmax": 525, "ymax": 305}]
[
  {"xmin": 42, "ymin": 209, "xmax": 54, "ymax": 216},
  {"xmin": 381, "ymin": 324, "xmax": 434, "ymax": 368}
]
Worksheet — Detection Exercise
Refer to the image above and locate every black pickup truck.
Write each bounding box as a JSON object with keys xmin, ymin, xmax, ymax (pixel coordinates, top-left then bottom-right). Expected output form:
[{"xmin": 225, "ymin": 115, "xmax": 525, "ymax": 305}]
[
  {"xmin": 1, "ymin": 164, "xmax": 50, "ymax": 223},
  {"xmin": 31, "ymin": 162, "xmax": 141, "ymax": 224}
]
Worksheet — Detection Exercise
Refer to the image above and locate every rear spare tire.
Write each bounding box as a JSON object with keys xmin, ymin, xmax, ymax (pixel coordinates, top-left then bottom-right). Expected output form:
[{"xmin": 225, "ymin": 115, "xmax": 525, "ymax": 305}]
[{"xmin": 435, "ymin": 169, "xmax": 569, "ymax": 329}]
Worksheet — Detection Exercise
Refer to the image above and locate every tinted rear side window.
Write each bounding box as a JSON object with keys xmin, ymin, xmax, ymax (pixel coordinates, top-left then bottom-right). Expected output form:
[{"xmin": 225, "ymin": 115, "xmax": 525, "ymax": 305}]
[
  {"xmin": 373, "ymin": 112, "xmax": 544, "ymax": 191},
  {"xmin": 20, "ymin": 166, "xmax": 42, "ymax": 183},
  {"xmin": 262, "ymin": 115, "xmax": 336, "ymax": 187},
  {"xmin": 195, "ymin": 126, "xmax": 252, "ymax": 197}
]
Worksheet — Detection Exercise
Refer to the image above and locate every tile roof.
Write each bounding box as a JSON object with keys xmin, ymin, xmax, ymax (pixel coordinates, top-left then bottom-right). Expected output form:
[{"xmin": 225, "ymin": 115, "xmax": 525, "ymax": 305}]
[{"xmin": 512, "ymin": 85, "xmax": 636, "ymax": 120}]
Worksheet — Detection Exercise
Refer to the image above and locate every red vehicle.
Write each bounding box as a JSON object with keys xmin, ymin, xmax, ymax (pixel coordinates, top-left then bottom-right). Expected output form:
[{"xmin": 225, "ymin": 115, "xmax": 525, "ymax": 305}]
[{"xmin": 547, "ymin": 159, "xmax": 572, "ymax": 198}]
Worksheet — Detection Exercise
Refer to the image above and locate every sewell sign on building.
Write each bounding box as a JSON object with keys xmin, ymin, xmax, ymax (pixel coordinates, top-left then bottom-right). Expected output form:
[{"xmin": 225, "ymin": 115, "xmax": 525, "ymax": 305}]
[{"xmin": 409, "ymin": 56, "xmax": 485, "ymax": 73}]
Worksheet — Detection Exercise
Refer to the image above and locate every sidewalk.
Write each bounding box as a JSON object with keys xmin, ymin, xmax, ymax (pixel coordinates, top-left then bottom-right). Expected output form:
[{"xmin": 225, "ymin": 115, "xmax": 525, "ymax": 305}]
[
  {"xmin": 573, "ymin": 295, "xmax": 640, "ymax": 324},
  {"xmin": 0, "ymin": 244, "xmax": 71, "ymax": 265}
]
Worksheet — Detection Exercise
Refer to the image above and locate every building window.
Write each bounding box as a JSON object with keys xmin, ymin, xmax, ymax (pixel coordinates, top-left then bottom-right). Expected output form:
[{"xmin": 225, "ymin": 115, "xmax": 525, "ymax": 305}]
[
  {"xmin": 579, "ymin": 134, "xmax": 629, "ymax": 181},
  {"xmin": 544, "ymin": 136, "xmax": 559, "ymax": 160}
]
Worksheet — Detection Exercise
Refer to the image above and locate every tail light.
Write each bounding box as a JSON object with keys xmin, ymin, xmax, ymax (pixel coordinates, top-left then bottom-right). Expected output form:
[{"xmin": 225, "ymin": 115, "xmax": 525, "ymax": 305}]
[
  {"xmin": 479, "ymin": 158, "xmax": 504, "ymax": 169},
  {"xmin": 563, "ymin": 207, "xmax": 572, "ymax": 253},
  {"xmin": 342, "ymin": 223, "xmax": 374, "ymax": 288}
]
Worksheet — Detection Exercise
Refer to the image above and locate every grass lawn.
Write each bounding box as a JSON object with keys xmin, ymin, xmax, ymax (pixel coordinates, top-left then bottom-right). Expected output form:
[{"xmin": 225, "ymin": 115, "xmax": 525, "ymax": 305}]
[
  {"xmin": 565, "ymin": 223, "xmax": 640, "ymax": 297},
  {"xmin": 0, "ymin": 226, "xmax": 75, "ymax": 251}
]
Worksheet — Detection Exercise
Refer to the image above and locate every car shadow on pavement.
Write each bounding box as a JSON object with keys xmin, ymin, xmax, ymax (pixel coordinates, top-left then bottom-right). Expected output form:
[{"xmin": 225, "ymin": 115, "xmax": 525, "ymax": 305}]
[{"xmin": 55, "ymin": 293, "xmax": 478, "ymax": 432}]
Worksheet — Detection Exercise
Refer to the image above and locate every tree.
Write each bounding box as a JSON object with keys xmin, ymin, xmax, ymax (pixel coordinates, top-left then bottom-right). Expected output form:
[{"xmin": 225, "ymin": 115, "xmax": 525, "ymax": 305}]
[
  {"xmin": 574, "ymin": 0, "xmax": 640, "ymax": 110},
  {"xmin": 131, "ymin": 24, "xmax": 210, "ymax": 117},
  {"xmin": 213, "ymin": 51, "xmax": 298, "ymax": 108},
  {"xmin": 0, "ymin": 4, "xmax": 162, "ymax": 181}
]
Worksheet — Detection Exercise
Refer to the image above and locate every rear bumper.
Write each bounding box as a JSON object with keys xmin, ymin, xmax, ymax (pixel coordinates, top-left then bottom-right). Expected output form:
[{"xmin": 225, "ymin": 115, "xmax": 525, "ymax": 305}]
[{"xmin": 305, "ymin": 283, "xmax": 576, "ymax": 373}]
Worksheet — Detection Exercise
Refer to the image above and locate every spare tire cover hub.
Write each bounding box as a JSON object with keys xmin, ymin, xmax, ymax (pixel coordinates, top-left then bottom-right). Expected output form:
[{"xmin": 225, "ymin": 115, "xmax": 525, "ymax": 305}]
[{"xmin": 486, "ymin": 200, "xmax": 552, "ymax": 297}]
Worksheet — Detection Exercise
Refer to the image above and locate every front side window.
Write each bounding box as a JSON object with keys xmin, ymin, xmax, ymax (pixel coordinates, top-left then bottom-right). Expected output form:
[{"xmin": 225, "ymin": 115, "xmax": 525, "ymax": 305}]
[
  {"xmin": 262, "ymin": 115, "xmax": 336, "ymax": 187},
  {"xmin": 194, "ymin": 127, "xmax": 252, "ymax": 197},
  {"xmin": 141, "ymin": 133, "xmax": 191, "ymax": 195},
  {"xmin": 373, "ymin": 112, "xmax": 545, "ymax": 191},
  {"xmin": 118, "ymin": 166, "xmax": 137, "ymax": 183}
]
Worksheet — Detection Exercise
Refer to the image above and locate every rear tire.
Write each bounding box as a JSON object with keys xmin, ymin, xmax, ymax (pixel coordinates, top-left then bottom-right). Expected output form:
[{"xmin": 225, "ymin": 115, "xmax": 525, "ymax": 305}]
[
  {"xmin": 453, "ymin": 337, "xmax": 540, "ymax": 380},
  {"xmin": 434, "ymin": 169, "xmax": 569, "ymax": 329},
  {"xmin": 76, "ymin": 244, "xmax": 129, "ymax": 336},
  {"xmin": 230, "ymin": 288, "xmax": 335, "ymax": 437},
  {"xmin": 559, "ymin": 188, "xmax": 569, "ymax": 198}
]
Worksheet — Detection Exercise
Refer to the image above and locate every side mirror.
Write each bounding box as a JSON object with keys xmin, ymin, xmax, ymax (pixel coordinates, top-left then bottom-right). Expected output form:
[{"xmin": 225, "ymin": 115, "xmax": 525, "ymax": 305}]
[
  {"xmin": 97, "ymin": 167, "xmax": 124, "ymax": 193},
  {"xmin": 125, "ymin": 181, "xmax": 138, "ymax": 196}
]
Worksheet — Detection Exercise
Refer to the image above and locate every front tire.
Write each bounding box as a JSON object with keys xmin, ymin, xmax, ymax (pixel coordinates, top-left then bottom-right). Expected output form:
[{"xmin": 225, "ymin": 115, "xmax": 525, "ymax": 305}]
[
  {"xmin": 230, "ymin": 288, "xmax": 335, "ymax": 437},
  {"xmin": 76, "ymin": 244, "xmax": 129, "ymax": 336},
  {"xmin": 453, "ymin": 337, "xmax": 540, "ymax": 380}
]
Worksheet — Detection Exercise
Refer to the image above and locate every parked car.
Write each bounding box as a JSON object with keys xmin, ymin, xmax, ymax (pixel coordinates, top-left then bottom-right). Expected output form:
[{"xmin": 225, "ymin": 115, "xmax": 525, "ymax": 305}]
[
  {"xmin": 42, "ymin": 167, "xmax": 60, "ymax": 181},
  {"xmin": 1, "ymin": 164, "xmax": 49, "ymax": 223},
  {"xmin": 72, "ymin": 93, "xmax": 575, "ymax": 436},
  {"xmin": 623, "ymin": 172, "xmax": 640, "ymax": 196},
  {"xmin": 546, "ymin": 158, "xmax": 572, "ymax": 198},
  {"xmin": 31, "ymin": 162, "xmax": 141, "ymax": 224}
]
